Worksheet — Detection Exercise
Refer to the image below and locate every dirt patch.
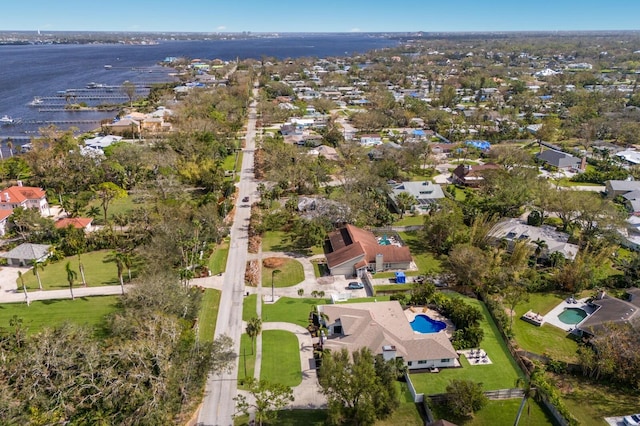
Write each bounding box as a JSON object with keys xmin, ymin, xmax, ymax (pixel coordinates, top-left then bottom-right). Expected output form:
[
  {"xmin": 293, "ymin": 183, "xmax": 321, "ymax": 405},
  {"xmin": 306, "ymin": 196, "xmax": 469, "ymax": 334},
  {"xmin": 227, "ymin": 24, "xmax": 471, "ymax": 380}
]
[
  {"xmin": 263, "ymin": 257, "xmax": 287, "ymax": 269},
  {"xmin": 245, "ymin": 260, "xmax": 260, "ymax": 286}
]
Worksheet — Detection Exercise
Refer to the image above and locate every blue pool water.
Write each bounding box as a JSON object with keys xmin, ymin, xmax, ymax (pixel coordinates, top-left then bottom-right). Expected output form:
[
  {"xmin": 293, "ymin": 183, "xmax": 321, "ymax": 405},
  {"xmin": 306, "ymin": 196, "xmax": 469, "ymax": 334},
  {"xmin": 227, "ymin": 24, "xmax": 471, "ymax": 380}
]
[{"xmin": 410, "ymin": 314, "xmax": 446, "ymax": 333}]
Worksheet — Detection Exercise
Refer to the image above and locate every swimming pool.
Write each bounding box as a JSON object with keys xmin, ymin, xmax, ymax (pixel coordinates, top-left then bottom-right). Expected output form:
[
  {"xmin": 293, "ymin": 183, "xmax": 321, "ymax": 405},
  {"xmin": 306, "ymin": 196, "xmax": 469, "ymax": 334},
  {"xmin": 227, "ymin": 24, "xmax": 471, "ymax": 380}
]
[
  {"xmin": 410, "ymin": 314, "xmax": 446, "ymax": 333},
  {"xmin": 558, "ymin": 308, "xmax": 587, "ymax": 325}
]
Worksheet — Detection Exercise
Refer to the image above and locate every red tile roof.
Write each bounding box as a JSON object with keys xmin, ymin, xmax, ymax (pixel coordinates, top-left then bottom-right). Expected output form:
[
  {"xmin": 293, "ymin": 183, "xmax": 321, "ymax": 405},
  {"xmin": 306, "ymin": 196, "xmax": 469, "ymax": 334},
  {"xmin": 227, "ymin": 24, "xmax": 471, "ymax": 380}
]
[
  {"xmin": 54, "ymin": 217, "xmax": 93, "ymax": 229},
  {"xmin": 0, "ymin": 186, "xmax": 46, "ymax": 203},
  {"xmin": 326, "ymin": 224, "xmax": 411, "ymax": 268},
  {"xmin": 0, "ymin": 209, "xmax": 12, "ymax": 221}
]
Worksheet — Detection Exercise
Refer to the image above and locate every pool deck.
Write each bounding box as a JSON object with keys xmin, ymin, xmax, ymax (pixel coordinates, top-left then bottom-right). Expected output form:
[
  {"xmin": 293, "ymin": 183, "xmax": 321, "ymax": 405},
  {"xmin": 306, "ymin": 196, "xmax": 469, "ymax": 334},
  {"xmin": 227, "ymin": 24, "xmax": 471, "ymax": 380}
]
[
  {"xmin": 404, "ymin": 306, "xmax": 455, "ymax": 338},
  {"xmin": 543, "ymin": 297, "xmax": 597, "ymax": 332}
]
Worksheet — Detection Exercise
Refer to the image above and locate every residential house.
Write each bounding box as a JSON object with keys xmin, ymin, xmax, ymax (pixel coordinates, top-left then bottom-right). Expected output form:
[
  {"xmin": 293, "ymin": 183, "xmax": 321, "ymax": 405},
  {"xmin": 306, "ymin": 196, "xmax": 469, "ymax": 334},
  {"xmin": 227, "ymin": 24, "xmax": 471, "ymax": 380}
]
[
  {"xmin": 390, "ymin": 181, "xmax": 445, "ymax": 214},
  {"xmin": 488, "ymin": 218, "xmax": 579, "ymax": 260},
  {"xmin": 319, "ymin": 301, "xmax": 459, "ymax": 370},
  {"xmin": 105, "ymin": 118, "xmax": 140, "ymax": 135},
  {"xmin": 451, "ymin": 163, "xmax": 501, "ymax": 187},
  {"xmin": 576, "ymin": 289, "xmax": 640, "ymax": 337},
  {"xmin": 54, "ymin": 217, "xmax": 94, "ymax": 232},
  {"xmin": 325, "ymin": 224, "xmax": 412, "ymax": 277},
  {"xmin": 360, "ymin": 134, "xmax": 382, "ymax": 146},
  {"xmin": 83, "ymin": 135, "xmax": 123, "ymax": 154},
  {"xmin": 0, "ymin": 184, "xmax": 50, "ymax": 216},
  {"xmin": 536, "ymin": 149, "xmax": 583, "ymax": 170},
  {"xmin": 0, "ymin": 209, "xmax": 12, "ymax": 236},
  {"xmin": 605, "ymin": 180, "xmax": 640, "ymax": 198},
  {"xmin": 615, "ymin": 150, "xmax": 640, "ymax": 166},
  {"xmin": 2, "ymin": 243, "xmax": 51, "ymax": 266}
]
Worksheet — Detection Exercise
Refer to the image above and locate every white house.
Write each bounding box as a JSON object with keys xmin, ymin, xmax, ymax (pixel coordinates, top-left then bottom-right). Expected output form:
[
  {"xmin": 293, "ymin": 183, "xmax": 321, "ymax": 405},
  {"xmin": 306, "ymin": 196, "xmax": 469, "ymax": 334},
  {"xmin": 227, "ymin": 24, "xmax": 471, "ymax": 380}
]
[
  {"xmin": 0, "ymin": 183, "xmax": 50, "ymax": 217},
  {"xmin": 319, "ymin": 301, "xmax": 459, "ymax": 370},
  {"xmin": 390, "ymin": 181, "xmax": 445, "ymax": 214}
]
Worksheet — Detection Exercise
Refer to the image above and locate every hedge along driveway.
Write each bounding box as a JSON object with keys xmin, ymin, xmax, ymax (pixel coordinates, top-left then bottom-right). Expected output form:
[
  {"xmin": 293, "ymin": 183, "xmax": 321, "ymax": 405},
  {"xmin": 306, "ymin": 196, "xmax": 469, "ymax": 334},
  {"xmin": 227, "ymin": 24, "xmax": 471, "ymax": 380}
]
[{"xmin": 409, "ymin": 296, "xmax": 525, "ymax": 395}]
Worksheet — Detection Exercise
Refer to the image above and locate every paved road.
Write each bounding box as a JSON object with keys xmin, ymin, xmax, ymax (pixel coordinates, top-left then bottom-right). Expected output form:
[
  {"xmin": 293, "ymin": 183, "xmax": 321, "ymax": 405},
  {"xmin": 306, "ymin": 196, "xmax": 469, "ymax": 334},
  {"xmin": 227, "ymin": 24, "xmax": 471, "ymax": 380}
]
[{"xmin": 198, "ymin": 85, "xmax": 260, "ymax": 426}]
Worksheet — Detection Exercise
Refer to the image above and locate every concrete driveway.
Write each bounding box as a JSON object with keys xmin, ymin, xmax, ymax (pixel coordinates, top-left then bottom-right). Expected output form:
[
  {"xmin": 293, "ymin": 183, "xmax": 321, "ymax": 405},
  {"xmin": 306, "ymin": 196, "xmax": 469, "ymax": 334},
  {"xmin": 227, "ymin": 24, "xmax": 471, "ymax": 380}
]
[{"xmin": 0, "ymin": 265, "xmax": 32, "ymax": 294}]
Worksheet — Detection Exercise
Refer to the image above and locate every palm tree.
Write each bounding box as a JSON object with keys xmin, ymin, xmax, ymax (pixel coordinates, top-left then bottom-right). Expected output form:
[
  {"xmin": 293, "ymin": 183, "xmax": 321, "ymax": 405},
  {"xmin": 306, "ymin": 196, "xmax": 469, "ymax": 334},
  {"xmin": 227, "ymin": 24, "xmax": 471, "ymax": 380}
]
[
  {"xmin": 394, "ymin": 192, "xmax": 417, "ymax": 218},
  {"xmin": 77, "ymin": 252, "xmax": 87, "ymax": 287},
  {"xmin": 18, "ymin": 271, "xmax": 29, "ymax": 306},
  {"xmin": 32, "ymin": 260, "xmax": 45, "ymax": 290},
  {"xmin": 246, "ymin": 316, "xmax": 262, "ymax": 355},
  {"xmin": 532, "ymin": 239, "xmax": 548, "ymax": 264},
  {"xmin": 514, "ymin": 376, "xmax": 537, "ymax": 426},
  {"xmin": 6, "ymin": 139, "xmax": 13, "ymax": 158},
  {"xmin": 65, "ymin": 261, "xmax": 77, "ymax": 300}
]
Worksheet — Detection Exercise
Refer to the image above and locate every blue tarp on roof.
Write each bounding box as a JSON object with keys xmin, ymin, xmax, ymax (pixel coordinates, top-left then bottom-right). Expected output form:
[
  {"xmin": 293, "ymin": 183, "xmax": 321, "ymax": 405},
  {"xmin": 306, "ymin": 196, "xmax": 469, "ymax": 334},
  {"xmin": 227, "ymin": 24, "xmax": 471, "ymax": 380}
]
[
  {"xmin": 413, "ymin": 129, "xmax": 425, "ymax": 136},
  {"xmin": 465, "ymin": 140, "xmax": 491, "ymax": 151},
  {"xmin": 395, "ymin": 271, "xmax": 406, "ymax": 284}
]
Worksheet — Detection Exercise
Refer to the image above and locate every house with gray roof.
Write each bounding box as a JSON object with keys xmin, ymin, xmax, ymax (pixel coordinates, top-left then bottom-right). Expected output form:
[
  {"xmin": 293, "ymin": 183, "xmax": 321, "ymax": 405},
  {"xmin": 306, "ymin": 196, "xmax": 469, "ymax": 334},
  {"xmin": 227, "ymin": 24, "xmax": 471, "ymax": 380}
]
[
  {"xmin": 488, "ymin": 218, "xmax": 579, "ymax": 260},
  {"xmin": 536, "ymin": 149, "xmax": 582, "ymax": 170},
  {"xmin": 577, "ymin": 289, "xmax": 640, "ymax": 337},
  {"xmin": 319, "ymin": 301, "xmax": 458, "ymax": 370},
  {"xmin": 605, "ymin": 180, "xmax": 640, "ymax": 198},
  {"xmin": 390, "ymin": 181, "xmax": 445, "ymax": 214},
  {"xmin": 2, "ymin": 243, "xmax": 51, "ymax": 266}
]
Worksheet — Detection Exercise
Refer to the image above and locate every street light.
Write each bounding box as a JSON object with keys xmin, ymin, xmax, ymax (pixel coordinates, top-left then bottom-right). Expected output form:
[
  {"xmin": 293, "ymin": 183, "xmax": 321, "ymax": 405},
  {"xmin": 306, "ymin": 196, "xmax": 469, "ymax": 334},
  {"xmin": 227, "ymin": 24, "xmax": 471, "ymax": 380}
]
[{"xmin": 271, "ymin": 269, "xmax": 281, "ymax": 302}]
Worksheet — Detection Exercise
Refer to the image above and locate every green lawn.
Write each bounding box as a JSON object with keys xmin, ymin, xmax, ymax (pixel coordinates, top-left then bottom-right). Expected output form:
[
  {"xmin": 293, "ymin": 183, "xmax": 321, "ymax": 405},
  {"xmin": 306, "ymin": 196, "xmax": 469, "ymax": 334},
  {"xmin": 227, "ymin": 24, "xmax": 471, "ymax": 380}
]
[
  {"xmin": 511, "ymin": 293, "xmax": 579, "ymax": 362},
  {"xmin": 261, "ymin": 230, "xmax": 323, "ymax": 256},
  {"xmin": 429, "ymin": 397, "xmax": 554, "ymax": 426},
  {"xmin": 237, "ymin": 333, "xmax": 256, "ymax": 390},
  {"xmin": 556, "ymin": 373, "xmax": 640, "ymax": 426},
  {"xmin": 242, "ymin": 294, "xmax": 258, "ymax": 322},
  {"xmin": 262, "ymin": 297, "xmax": 326, "ymax": 327},
  {"xmin": 0, "ymin": 296, "xmax": 120, "ymax": 336},
  {"xmin": 261, "ymin": 330, "xmax": 302, "ymax": 387},
  {"xmin": 410, "ymin": 297, "xmax": 524, "ymax": 395},
  {"xmin": 376, "ymin": 382, "xmax": 424, "ymax": 426},
  {"xmin": 262, "ymin": 258, "xmax": 305, "ymax": 288},
  {"xmin": 87, "ymin": 195, "xmax": 141, "ymax": 223},
  {"xmin": 234, "ymin": 409, "xmax": 327, "ymax": 426},
  {"xmin": 197, "ymin": 289, "xmax": 221, "ymax": 344},
  {"xmin": 20, "ymin": 250, "xmax": 121, "ymax": 291},
  {"xmin": 393, "ymin": 215, "xmax": 424, "ymax": 227},
  {"xmin": 374, "ymin": 283, "xmax": 415, "ymax": 293},
  {"xmin": 208, "ymin": 239, "xmax": 229, "ymax": 275},
  {"xmin": 397, "ymin": 231, "xmax": 443, "ymax": 274}
]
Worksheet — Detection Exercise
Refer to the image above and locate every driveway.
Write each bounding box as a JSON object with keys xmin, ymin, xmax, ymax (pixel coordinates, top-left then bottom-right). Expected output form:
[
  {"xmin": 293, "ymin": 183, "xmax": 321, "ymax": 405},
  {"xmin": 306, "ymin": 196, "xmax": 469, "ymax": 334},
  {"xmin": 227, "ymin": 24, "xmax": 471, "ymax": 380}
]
[{"xmin": 0, "ymin": 265, "xmax": 30, "ymax": 295}]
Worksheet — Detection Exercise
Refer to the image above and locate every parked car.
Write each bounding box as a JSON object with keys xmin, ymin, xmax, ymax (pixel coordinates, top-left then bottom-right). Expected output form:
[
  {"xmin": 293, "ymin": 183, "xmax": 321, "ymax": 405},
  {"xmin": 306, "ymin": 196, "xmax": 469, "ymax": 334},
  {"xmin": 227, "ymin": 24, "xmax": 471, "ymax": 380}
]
[
  {"xmin": 242, "ymin": 196, "xmax": 249, "ymax": 202},
  {"xmin": 624, "ymin": 414, "xmax": 640, "ymax": 426},
  {"xmin": 347, "ymin": 281, "xmax": 364, "ymax": 290}
]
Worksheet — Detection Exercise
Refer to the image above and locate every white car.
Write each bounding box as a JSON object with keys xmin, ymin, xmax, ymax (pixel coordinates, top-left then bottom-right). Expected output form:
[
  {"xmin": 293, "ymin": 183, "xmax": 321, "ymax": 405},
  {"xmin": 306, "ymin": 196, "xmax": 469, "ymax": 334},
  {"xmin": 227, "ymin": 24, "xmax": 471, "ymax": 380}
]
[{"xmin": 624, "ymin": 413, "xmax": 640, "ymax": 426}]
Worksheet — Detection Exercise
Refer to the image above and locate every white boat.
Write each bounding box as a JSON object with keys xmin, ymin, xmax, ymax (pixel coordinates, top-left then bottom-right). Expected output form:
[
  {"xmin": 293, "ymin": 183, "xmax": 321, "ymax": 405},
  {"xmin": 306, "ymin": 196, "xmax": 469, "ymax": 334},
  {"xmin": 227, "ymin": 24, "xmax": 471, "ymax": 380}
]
[
  {"xmin": 104, "ymin": 64, "xmax": 112, "ymax": 69},
  {"xmin": 28, "ymin": 97, "xmax": 43, "ymax": 106},
  {"xmin": 0, "ymin": 115, "xmax": 15, "ymax": 124}
]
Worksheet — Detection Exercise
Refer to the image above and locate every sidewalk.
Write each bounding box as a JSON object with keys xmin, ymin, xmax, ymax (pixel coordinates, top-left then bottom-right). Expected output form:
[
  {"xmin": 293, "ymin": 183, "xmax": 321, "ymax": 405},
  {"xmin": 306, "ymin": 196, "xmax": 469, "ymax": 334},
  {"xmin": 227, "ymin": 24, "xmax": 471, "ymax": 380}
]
[{"xmin": 0, "ymin": 284, "xmax": 125, "ymax": 304}]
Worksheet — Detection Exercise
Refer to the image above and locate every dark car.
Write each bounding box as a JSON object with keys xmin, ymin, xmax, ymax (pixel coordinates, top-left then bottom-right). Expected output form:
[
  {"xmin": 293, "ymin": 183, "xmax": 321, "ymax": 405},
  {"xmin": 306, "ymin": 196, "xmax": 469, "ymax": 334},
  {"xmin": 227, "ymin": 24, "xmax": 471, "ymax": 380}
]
[
  {"xmin": 242, "ymin": 196, "xmax": 250, "ymax": 202},
  {"xmin": 347, "ymin": 281, "xmax": 364, "ymax": 290}
]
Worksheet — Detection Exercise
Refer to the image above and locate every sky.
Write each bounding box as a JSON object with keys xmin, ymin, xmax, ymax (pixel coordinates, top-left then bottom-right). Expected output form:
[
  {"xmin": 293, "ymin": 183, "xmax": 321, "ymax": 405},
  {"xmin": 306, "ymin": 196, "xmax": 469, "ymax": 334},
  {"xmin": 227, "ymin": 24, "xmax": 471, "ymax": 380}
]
[{"xmin": 2, "ymin": 0, "xmax": 640, "ymax": 33}]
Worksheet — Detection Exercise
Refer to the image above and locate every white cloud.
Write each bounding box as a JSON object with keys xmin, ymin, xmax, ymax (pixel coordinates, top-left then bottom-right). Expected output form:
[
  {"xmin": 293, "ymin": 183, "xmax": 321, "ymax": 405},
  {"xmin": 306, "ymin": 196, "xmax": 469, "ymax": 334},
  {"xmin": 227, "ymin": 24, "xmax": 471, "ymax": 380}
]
[
  {"xmin": 350, "ymin": 28, "xmax": 361, "ymax": 32},
  {"xmin": 216, "ymin": 25, "xmax": 227, "ymax": 31}
]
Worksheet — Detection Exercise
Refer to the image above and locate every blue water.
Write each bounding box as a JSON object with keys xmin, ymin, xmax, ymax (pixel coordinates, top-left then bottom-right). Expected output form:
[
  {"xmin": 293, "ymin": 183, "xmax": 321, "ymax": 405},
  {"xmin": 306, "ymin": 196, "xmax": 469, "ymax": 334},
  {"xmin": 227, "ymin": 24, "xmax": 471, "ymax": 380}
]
[
  {"xmin": 410, "ymin": 314, "xmax": 446, "ymax": 333},
  {"xmin": 0, "ymin": 35, "xmax": 398, "ymax": 142}
]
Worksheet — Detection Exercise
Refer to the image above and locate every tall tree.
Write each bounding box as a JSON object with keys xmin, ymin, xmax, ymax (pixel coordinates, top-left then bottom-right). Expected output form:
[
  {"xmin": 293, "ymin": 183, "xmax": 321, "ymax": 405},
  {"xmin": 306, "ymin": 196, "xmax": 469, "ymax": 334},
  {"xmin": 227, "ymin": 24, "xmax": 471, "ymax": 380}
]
[
  {"xmin": 234, "ymin": 378, "xmax": 294, "ymax": 426},
  {"xmin": 64, "ymin": 261, "xmax": 77, "ymax": 300},
  {"xmin": 32, "ymin": 260, "xmax": 45, "ymax": 291},
  {"xmin": 18, "ymin": 271, "xmax": 29, "ymax": 306},
  {"xmin": 445, "ymin": 379, "xmax": 488, "ymax": 418},
  {"xmin": 92, "ymin": 182, "xmax": 127, "ymax": 224},
  {"xmin": 245, "ymin": 316, "xmax": 262, "ymax": 355},
  {"xmin": 318, "ymin": 347, "xmax": 399, "ymax": 425}
]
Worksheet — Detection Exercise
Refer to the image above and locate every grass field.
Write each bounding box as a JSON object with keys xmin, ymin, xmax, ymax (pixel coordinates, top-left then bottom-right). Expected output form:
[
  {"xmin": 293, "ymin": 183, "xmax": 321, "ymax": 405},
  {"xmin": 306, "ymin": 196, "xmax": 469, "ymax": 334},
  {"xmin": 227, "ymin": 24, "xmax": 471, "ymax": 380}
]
[
  {"xmin": 208, "ymin": 239, "xmax": 229, "ymax": 275},
  {"xmin": 376, "ymin": 382, "xmax": 424, "ymax": 426},
  {"xmin": 197, "ymin": 289, "xmax": 221, "ymax": 344},
  {"xmin": 237, "ymin": 333, "xmax": 256, "ymax": 390},
  {"xmin": 393, "ymin": 215, "xmax": 424, "ymax": 227},
  {"xmin": 0, "ymin": 295, "xmax": 120, "ymax": 336},
  {"xmin": 429, "ymin": 397, "xmax": 554, "ymax": 425},
  {"xmin": 87, "ymin": 195, "xmax": 141, "ymax": 223},
  {"xmin": 261, "ymin": 258, "xmax": 305, "ymax": 288},
  {"xmin": 397, "ymin": 231, "xmax": 443, "ymax": 274},
  {"xmin": 262, "ymin": 297, "xmax": 326, "ymax": 327},
  {"xmin": 555, "ymin": 373, "xmax": 640, "ymax": 426},
  {"xmin": 261, "ymin": 330, "xmax": 302, "ymax": 387},
  {"xmin": 410, "ymin": 296, "xmax": 524, "ymax": 395},
  {"xmin": 511, "ymin": 292, "xmax": 579, "ymax": 362},
  {"xmin": 242, "ymin": 294, "xmax": 258, "ymax": 322},
  {"xmin": 261, "ymin": 230, "xmax": 324, "ymax": 255},
  {"xmin": 20, "ymin": 250, "xmax": 121, "ymax": 291}
]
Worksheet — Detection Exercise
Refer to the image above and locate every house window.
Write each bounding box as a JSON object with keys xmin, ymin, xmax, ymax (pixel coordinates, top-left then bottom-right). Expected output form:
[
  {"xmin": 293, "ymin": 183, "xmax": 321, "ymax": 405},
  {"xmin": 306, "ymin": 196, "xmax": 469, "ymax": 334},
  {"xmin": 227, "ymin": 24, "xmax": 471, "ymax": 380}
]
[
  {"xmin": 407, "ymin": 361, "xmax": 412, "ymax": 366},
  {"xmin": 441, "ymin": 358, "xmax": 450, "ymax": 363},
  {"xmin": 333, "ymin": 325, "xmax": 342, "ymax": 334},
  {"xmin": 418, "ymin": 360, "xmax": 427, "ymax": 364}
]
